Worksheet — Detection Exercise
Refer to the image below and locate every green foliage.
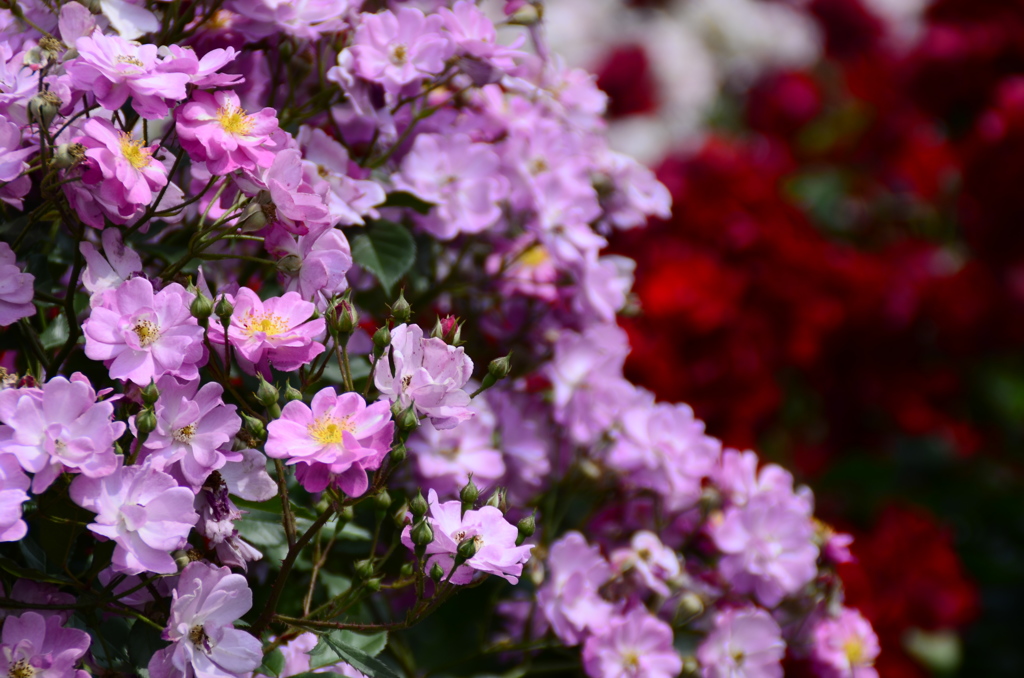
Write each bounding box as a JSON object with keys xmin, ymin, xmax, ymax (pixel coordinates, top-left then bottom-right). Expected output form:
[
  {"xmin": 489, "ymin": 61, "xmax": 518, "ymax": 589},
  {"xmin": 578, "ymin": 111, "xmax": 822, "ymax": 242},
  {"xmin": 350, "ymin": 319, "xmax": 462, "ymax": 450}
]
[{"xmin": 351, "ymin": 220, "xmax": 417, "ymax": 295}]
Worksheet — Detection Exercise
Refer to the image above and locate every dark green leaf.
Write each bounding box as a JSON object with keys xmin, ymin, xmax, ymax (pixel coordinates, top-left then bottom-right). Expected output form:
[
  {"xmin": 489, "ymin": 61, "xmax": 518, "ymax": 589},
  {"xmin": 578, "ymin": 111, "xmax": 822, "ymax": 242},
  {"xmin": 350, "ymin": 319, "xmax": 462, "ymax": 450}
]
[
  {"xmin": 351, "ymin": 220, "xmax": 416, "ymax": 295},
  {"xmin": 39, "ymin": 314, "xmax": 70, "ymax": 350},
  {"xmin": 128, "ymin": 619, "xmax": 166, "ymax": 669},
  {"xmin": 309, "ymin": 630, "xmax": 396, "ymax": 678},
  {"xmin": 381, "ymin": 191, "xmax": 434, "ymax": 214},
  {"xmin": 258, "ymin": 648, "xmax": 286, "ymax": 678}
]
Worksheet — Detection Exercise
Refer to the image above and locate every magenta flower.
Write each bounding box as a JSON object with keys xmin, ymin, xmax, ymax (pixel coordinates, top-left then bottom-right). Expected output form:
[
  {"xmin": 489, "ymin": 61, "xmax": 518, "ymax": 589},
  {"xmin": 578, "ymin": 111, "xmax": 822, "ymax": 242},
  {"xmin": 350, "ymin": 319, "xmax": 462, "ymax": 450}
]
[
  {"xmin": 350, "ymin": 7, "xmax": 453, "ymax": 94},
  {"xmin": 67, "ymin": 118, "xmax": 168, "ymax": 228},
  {"xmin": 148, "ymin": 562, "xmax": 262, "ymax": 678},
  {"xmin": 609, "ymin": 531, "xmax": 681, "ymax": 597},
  {"xmin": 810, "ymin": 608, "xmax": 880, "ymax": 678},
  {"xmin": 0, "ymin": 455, "xmax": 30, "ymax": 542},
  {"xmin": 606, "ymin": 397, "xmax": 721, "ymax": 511},
  {"xmin": 296, "ymin": 126, "xmax": 385, "ymax": 227},
  {"xmin": 697, "ymin": 607, "xmax": 786, "ymax": 678},
  {"xmin": 536, "ymin": 532, "xmax": 615, "ymax": 646},
  {"xmin": 393, "ymin": 133, "xmax": 509, "ymax": 240},
  {"xmin": 194, "ymin": 470, "xmax": 263, "ymax": 571},
  {"xmin": 80, "ymin": 228, "xmax": 143, "ymax": 307},
  {"xmin": 207, "ymin": 288, "xmax": 326, "ymax": 377},
  {"xmin": 0, "ymin": 612, "xmax": 91, "ymax": 678},
  {"xmin": 70, "ymin": 462, "xmax": 199, "ymax": 575},
  {"xmin": 175, "ymin": 90, "xmax": 285, "ymax": 175},
  {"xmin": 241, "ymin": 149, "xmax": 332, "ymax": 236},
  {"xmin": 264, "ymin": 225, "xmax": 352, "ymax": 303},
  {"xmin": 581, "ymin": 607, "xmax": 682, "ymax": 678},
  {"xmin": 265, "ymin": 387, "xmax": 394, "ymax": 497},
  {"xmin": 401, "ymin": 489, "xmax": 533, "ymax": 585},
  {"xmin": 83, "ymin": 278, "xmax": 206, "ymax": 386},
  {"xmin": 0, "ymin": 242, "xmax": 35, "ymax": 327},
  {"xmin": 66, "ymin": 29, "xmax": 190, "ymax": 119},
  {"xmin": 407, "ymin": 400, "xmax": 504, "ymax": 498},
  {"xmin": 136, "ymin": 376, "xmax": 242, "ymax": 490},
  {"xmin": 374, "ymin": 323, "xmax": 474, "ymax": 430},
  {"xmin": 228, "ymin": 0, "xmax": 350, "ymax": 40},
  {"xmin": 0, "ymin": 118, "xmax": 33, "ymax": 211},
  {"xmin": 0, "ymin": 375, "xmax": 124, "ymax": 492},
  {"xmin": 710, "ymin": 492, "xmax": 819, "ymax": 608}
]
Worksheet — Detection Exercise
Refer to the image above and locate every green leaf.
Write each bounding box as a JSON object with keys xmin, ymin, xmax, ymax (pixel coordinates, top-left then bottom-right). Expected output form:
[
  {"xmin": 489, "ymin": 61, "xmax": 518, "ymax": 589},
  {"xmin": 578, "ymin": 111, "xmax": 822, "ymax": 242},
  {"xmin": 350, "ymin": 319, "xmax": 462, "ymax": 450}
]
[
  {"xmin": 39, "ymin": 314, "xmax": 70, "ymax": 351},
  {"xmin": 0, "ymin": 556, "xmax": 70, "ymax": 585},
  {"xmin": 309, "ymin": 630, "xmax": 396, "ymax": 678},
  {"xmin": 381, "ymin": 191, "xmax": 434, "ymax": 214},
  {"xmin": 258, "ymin": 648, "xmax": 286, "ymax": 678},
  {"xmin": 127, "ymin": 619, "xmax": 166, "ymax": 669},
  {"xmin": 351, "ymin": 220, "xmax": 416, "ymax": 294}
]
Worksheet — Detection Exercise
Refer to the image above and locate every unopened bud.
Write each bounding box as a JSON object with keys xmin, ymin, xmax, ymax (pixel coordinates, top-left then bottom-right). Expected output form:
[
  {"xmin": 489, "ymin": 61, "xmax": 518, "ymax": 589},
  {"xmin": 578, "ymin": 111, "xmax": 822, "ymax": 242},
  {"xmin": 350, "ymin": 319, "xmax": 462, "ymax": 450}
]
[
  {"xmin": 674, "ymin": 593, "xmax": 704, "ymax": 626},
  {"xmin": 485, "ymin": 487, "xmax": 507, "ymax": 513},
  {"xmin": 335, "ymin": 299, "xmax": 358, "ymax": 335},
  {"xmin": 507, "ymin": 1, "xmax": 541, "ymax": 25},
  {"xmin": 27, "ymin": 91, "xmax": 61, "ymax": 129},
  {"xmin": 241, "ymin": 413, "xmax": 266, "ymax": 440},
  {"xmin": 81, "ymin": 0, "xmax": 102, "ymax": 13},
  {"xmin": 400, "ymin": 562, "xmax": 414, "ymax": 578},
  {"xmin": 354, "ymin": 559, "xmax": 375, "ymax": 579},
  {"xmin": 373, "ymin": 489, "xmax": 392, "ymax": 511},
  {"xmin": 487, "ymin": 353, "xmax": 513, "ymax": 380},
  {"xmin": 364, "ymin": 577, "xmax": 382, "ymax": 592},
  {"xmin": 410, "ymin": 491, "xmax": 428, "ymax": 518},
  {"xmin": 410, "ymin": 518, "xmax": 434, "ymax": 547},
  {"xmin": 214, "ymin": 295, "xmax": 234, "ymax": 325},
  {"xmin": 277, "ymin": 254, "xmax": 301, "ymax": 275},
  {"xmin": 390, "ymin": 289, "xmax": 411, "ymax": 324},
  {"xmin": 255, "ymin": 375, "xmax": 279, "ymax": 409},
  {"xmin": 338, "ymin": 505, "xmax": 355, "ymax": 524},
  {"xmin": 516, "ymin": 514, "xmax": 535, "ymax": 546},
  {"xmin": 373, "ymin": 324, "xmax": 391, "ymax": 351},
  {"xmin": 173, "ymin": 549, "xmax": 192, "ymax": 570},
  {"xmin": 190, "ymin": 291, "xmax": 214, "ymax": 322},
  {"xmin": 236, "ymin": 201, "xmax": 269, "ymax": 233},
  {"xmin": 135, "ymin": 407, "xmax": 157, "ymax": 435},
  {"xmin": 456, "ymin": 536, "xmax": 479, "ymax": 561},
  {"xmin": 681, "ymin": 656, "xmax": 699, "ymax": 676},
  {"xmin": 429, "ymin": 562, "xmax": 445, "ymax": 582},
  {"xmin": 52, "ymin": 142, "xmax": 85, "ymax": 169},
  {"xmin": 140, "ymin": 380, "xmax": 160, "ymax": 407},
  {"xmin": 392, "ymin": 501, "xmax": 410, "ymax": 528},
  {"xmin": 431, "ymin": 315, "xmax": 462, "ymax": 345},
  {"xmin": 283, "ymin": 384, "xmax": 303, "ymax": 402},
  {"xmin": 460, "ymin": 478, "xmax": 479, "ymax": 512},
  {"xmin": 397, "ymin": 405, "xmax": 419, "ymax": 432},
  {"xmin": 389, "ymin": 442, "xmax": 407, "ymax": 464}
]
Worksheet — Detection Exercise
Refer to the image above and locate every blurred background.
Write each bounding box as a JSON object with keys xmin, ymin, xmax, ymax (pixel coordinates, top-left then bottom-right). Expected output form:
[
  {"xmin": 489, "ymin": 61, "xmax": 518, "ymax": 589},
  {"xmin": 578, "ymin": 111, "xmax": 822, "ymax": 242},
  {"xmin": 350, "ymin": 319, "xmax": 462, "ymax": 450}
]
[{"xmin": 538, "ymin": 0, "xmax": 1024, "ymax": 675}]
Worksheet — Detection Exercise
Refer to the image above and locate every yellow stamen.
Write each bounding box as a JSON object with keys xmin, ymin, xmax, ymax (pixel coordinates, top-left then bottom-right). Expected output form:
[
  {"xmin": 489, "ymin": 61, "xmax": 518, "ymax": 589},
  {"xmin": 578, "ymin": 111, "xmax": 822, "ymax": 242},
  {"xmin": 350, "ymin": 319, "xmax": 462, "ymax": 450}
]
[
  {"xmin": 8, "ymin": 659, "xmax": 34, "ymax": 678},
  {"xmin": 844, "ymin": 637, "xmax": 865, "ymax": 665},
  {"xmin": 132, "ymin": 319, "xmax": 160, "ymax": 347},
  {"xmin": 119, "ymin": 133, "xmax": 152, "ymax": 170},
  {"xmin": 173, "ymin": 423, "xmax": 197, "ymax": 443},
  {"xmin": 517, "ymin": 244, "xmax": 549, "ymax": 268},
  {"xmin": 217, "ymin": 104, "xmax": 255, "ymax": 135},
  {"xmin": 242, "ymin": 312, "xmax": 288, "ymax": 337},
  {"xmin": 116, "ymin": 54, "xmax": 144, "ymax": 67},
  {"xmin": 307, "ymin": 416, "xmax": 353, "ymax": 445}
]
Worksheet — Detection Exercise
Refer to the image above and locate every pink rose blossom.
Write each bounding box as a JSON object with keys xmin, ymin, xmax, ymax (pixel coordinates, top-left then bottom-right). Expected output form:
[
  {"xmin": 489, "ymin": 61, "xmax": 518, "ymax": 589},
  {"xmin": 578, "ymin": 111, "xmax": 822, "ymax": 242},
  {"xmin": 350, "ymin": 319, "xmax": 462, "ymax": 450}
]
[
  {"xmin": 207, "ymin": 288, "xmax": 326, "ymax": 377},
  {"xmin": 70, "ymin": 462, "xmax": 199, "ymax": 575},
  {"xmin": 66, "ymin": 30, "xmax": 190, "ymax": 119},
  {"xmin": 148, "ymin": 562, "xmax": 262, "ymax": 678},
  {"xmin": 536, "ymin": 532, "xmax": 615, "ymax": 645},
  {"xmin": 401, "ymin": 489, "xmax": 532, "ymax": 585},
  {"xmin": 374, "ymin": 323, "xmax": 474, "ymax": 430},
  {"xmin": 0, "ymin": 612, "xmax": 91, "ymax": 678},
  {"xmin": 80, "ymin": 228, "xmax": 143, "ymax": 307},
  {"xmin": 0, "ymin": 375, "xmax": 124, "ymax": 493},
  {"xmin": 697, "ymin": 607, "xmax": 786, "ymax": 678},
  {"xmin": 0, "ymin": 242, "xmax": 35, "ymax": 327},
  {"xmin": 393, "ymin": 133, "xmax": 509, "ymax": 240},
  {"xmin": 710, "ymin": 492, "xmax": 819, "ymax": 608},
  {"xmin": 264, "ymin": 225, "xmax": 352, "ymax": 304},
  {"xmin": 810, "ymin": 608, "xmax": 880, "ymax": 678},
  {"xmin": 83, "ymin": 278, "xmax": 206, "ymax": 386},
  {"xmin": 66, "ymin": 117, "xmax": 168, "ymax": 229},
  {"xmin": 266, "ymin": 387, "xmax": 394, "ymax": 497},
  {"xmin": 609, "ymin": 531, "xmax": 681, "ymax": 597},
  {"xmin": 237, "ymin": 149, "xmax": 332, "ymax": 235},
  {"xmin": 0, "ymin": 455, "xmax": 30, "ymax": 542},
  {"xmin": 175, "ymin": 90, "xmax": 284, "ymax": 175},
  {"xmin": 407, "ymin": 399, "xmax": 504, "ymax": 498},
  {"xmin": 581, "ymin": 607, "xmax": 682, "ymax": 678},
  {"xmin": 349, "ymin": 7, "xmax": 453, "ymax": 94},
  {"xmin": 135, "ymin": 376, "xmax": 242, "ymax": 490}
]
